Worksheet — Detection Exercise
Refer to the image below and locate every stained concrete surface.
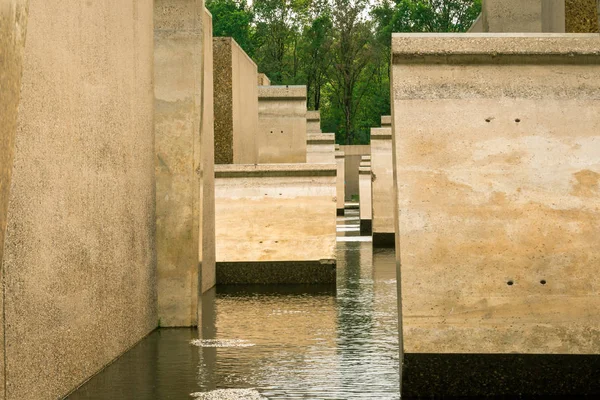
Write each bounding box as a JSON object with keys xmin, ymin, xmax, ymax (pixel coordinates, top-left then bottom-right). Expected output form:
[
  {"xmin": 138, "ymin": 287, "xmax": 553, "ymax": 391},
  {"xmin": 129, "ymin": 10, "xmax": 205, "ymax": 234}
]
[
  {"xmin": 257, "ymin": 86, "xmax": 308, "ymax": 163},
  {"xmin": 215, "ymin": 164, "xmax": 337, "ymax": 283},
  {"xmin": 155, "ymin": 0, "xmax": 214, "ymax": 327},
  {"xmin": 358, "ymin": 157, "xmax": 372, "ymax": 235},
  {"xmin": 392, "ymin": 33, "xmax": 600, "ymax": 355},
  {"xmin": 2, "ymin": 1, "xmax": 155, "ymax": 398},
  {"xmin": 481, "ymin": 0, "xmax": 566, "ymax": 32},
  {"xmin": 370, "ymin": 127, "xmax": 395, "ymax": 246},
  {"xmin": 307, "ymin": 133, "xmax": 336, "ymax": 164},
  {"xmin": 0, "ymin": 2, "xmax": 29, "ymax": 399},
  {"xmin": 566, "ymin": 0, "xmax": 600, "ymax": 32},
  {"xmin": 213, "ymin": 37, "xmax": 259, "ymax": 164}
]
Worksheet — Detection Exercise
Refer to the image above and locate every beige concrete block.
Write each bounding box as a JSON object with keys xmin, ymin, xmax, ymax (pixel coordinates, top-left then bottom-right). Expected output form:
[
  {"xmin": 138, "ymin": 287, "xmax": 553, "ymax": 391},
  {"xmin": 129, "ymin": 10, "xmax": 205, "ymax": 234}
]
[
  {"xmin": 257, "ymin": 72, "xmax": 271, "ymax": 86},
  {"xmin": 480, "ymin": 0, "xmax": 566, "ymax": 32},
  {"xmin": 0, "ymin": 2, "xmax": 29, "ymax": 398},
  {"xmin": 307, "ymin": 110, "xmax": 322, "ymax": 133},
  {"xmin": 202, "ymin": 8, "xmax": 216, "ymax": 296},
  {"xmin": 339, "ymin": 145, "xmax": 370, "ymax": 201},
  {"xmin": 213, "ymin": 37, "xmax": 259, "ymax": 164},
  {"xmin": 155, "ymin": 0, "xmax": 213, "ymax": 327},
  {"xmin": 215, "ymin": 164, "xmax": 337, "ymax": 283},
  {"xmin": 381, "ymin": 115, "xmax": 392, "ymax": 127},
  {"xmin": 336, "ymin": 150, "xmax": 345, "ymax": 214},
  {"xmin": 257, "ymin": 86, "xmax": 307, "ymax": 163},
  {"xmin": 392, "ymin": 33, "xmax": 600, "ymax": 354},
  {"xmin": 371, "ymin": 128, "xmax": 395, "ymax": 244},
  {"xmin": 2, "ymin": 1, "xmax": 155, "ymax": 398},
  {"xmin": 307, "ymin": 133, "xmax": 335, "ymax": 164},
  {"xmin": 359, "ymin": 157, "xmax": 372, "ymax": 235}
]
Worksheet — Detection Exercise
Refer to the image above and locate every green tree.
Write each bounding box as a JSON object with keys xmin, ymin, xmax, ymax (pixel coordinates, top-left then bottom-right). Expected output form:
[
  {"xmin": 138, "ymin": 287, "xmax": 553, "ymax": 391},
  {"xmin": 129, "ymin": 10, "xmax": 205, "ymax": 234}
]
[{"xmin": 206, "ymin": 0, "xmax": 255, "ymax": 56}]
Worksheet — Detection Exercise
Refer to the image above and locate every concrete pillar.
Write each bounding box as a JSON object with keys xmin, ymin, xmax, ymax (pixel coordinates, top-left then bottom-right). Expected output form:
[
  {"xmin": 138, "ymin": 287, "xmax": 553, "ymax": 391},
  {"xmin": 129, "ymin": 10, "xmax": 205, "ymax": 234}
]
[
  {"xmin": 257, "ymin": 73, "xmax": 271, "ymax": 86},
  {"xmin": 335, "ymin": 148, "xmax": 345, "ymax": 216},
  {"xmin": 155, "ymin": 0, "xmax": 215, "ymax": 327},
  {"xmin": 0, "ymin": 2, "xmax": 29, "ymax": 398},
  {"xmin": 307, "ymin": 110, "xmax": 322, "ymax": 133},
  {"xmin": 307, "ymin": 133, "xmax": 336, "ymax": 164},
  {"xmin": 215, "ymin": 164, "xmax": 337, "ymax": 284},
  {"xmin": 257, "ymin": 86, "xmax": 308, "ymax": 163},
  {"xmin": 381, "ymin": 115, "xmax": 392, "ymax": 128},
  {"xmin": 2, "ymin": 1, "xmax": 155, "ymax": 398},
  {"xmin": 359, "ymin": 156, "xmax": 372, "ymax": 235},
  {"xmin": 213, "ymin": 37, "xmax": 259, "ymax": 164},
  {"xmin": 370, "ymin": 127, "xmax": 395, "ymax": 247},
  {"xmin": 392, "ymin": 33, "xmax": 600, "ymax": 397},
  {"xmin": 339, "ymin": 145, "xmax": 371, "ymax": 201}
]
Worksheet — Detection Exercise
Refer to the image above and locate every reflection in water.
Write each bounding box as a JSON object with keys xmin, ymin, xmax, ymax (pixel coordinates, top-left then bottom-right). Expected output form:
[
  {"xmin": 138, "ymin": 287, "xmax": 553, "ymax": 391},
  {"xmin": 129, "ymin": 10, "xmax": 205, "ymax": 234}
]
[{"xmin": 68, "ymin": 209, "xmax": 399, "ymax": 399}]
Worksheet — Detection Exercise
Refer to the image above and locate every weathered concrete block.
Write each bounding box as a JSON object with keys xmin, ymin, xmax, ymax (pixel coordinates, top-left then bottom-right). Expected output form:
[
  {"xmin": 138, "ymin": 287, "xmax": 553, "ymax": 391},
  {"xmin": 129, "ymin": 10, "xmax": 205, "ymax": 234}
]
[
  {"xmin": 566, "ymin": 0, "xmax": 600, "ymax": 32},
  {"xmin": 155, "ymin": 0, "xmax": 215, "ymax": 327},
  {"xmin": 339, "ymin": 145, "xmax": 370, "ymax": 201},
  {"xmin": 257, "ymin": 86, "xmax": 307, "ymax": 163},
  {"xmin": 213, "ymin": 37, "xmax": 259, "ymax": 164},
  {"xmin": 307, "ymin": 110, "xmax": 322, "ymax": 133},
  {"xmin": 307, "ymin": 133, "xmax": 335, "ymax": 164},
  {"xmin": 257, "ymin": 72, "xmax": 271, "ymax": 86},
  {"xmin": 1, "ymin": 2, "xmax": 29, "ymax": 398},
  {"xmin": 336, "ymin": 149, "xmax": 345, "ymax": 215},
  {"xmin": 2, "ymin": 1, "xmax": 155, "ymax": 398},
  {"xmin": 215, "ymin": 164, "xmax": 337, "ymax": 283},
  {"xmin": 371, "ymin": 127, "xmax": 395, "ymax": 247},
  {"xmin": 478, "ymin": 0, "xmax": 566, "ymax": 32},
  {"xmin": 381, "ymin": 115, "xmax": 392, "ymax": 127},
  {"xmin": 392, "ymin": 33, "xmax": 600, "ymax": 396},
  {"xmin": 359, "ymin": 156, "xmax": 372, "ymax": 235}
]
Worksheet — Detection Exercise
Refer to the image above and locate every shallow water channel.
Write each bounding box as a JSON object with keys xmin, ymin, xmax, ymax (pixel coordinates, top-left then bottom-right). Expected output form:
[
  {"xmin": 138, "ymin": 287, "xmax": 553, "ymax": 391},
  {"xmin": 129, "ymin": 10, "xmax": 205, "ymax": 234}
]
[{"xmin": 68, "ymin": 209, "xmax": 400, "ymax": 399}]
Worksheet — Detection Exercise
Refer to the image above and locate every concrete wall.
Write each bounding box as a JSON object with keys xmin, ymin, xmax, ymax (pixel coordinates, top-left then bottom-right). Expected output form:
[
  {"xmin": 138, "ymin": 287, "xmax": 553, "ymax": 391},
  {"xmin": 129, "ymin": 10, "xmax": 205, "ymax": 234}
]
[
  {"xmin": 155, "ymin": 0, "xmax": 214, "ymax": 328},
  {"xmin": 340, "ymin": 145, "xmax": 370, "ymax": 201},
  {"xmin": 202, "ymin": 8, "xmax": 216, "ymax": 296},
  {"xmin": 358, "ymin": 157, "xmax": 372, "ymax": 235},
  {"xmin": 213, "ymin": 37, "xmax": 259, "ymax": 164},
  {"xmin": 2, "ymin": 1, "xmax": 155, "ymax": 398},
  {"xmin": 257, "ymin": 72, "xmax": 271, "ymax": 86},
  {"xmin": 392, "ymin": 33, "xmax": 600, "ymax": 355},
  {"xmin": 307, "ymin": 110, "xmax": 322, "ymax": 133},
  {"xmin": 479, "ymin": 0, "xmax": 566, "ymax": 32},
  {"xmin": 0, "ymin": 2, "xmax": 29, "ymax": 398},
  {"xmin": 371, "ymin": 127, "xmax": 395, "ymax": 247},
  {"xmin": 257, "ymin": 86, "xmax": 307, "ymax": 163},
  {"xmin": 336, "ymin": 149, "xmax": 345, "ymax": 215},
  {"xmin": 215, "ymin": 164, "xmax": 337, "ymax": 283},
  {"xmin": 307, "ymin": 133, "xmax": 335, "ymax": 164}
]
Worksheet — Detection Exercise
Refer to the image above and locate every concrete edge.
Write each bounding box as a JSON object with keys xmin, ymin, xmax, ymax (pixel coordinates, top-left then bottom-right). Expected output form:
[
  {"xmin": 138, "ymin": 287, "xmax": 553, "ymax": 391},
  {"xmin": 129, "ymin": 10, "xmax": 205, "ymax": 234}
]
[
  {"xmin": 216, "ymin": 260, "xmax": 337, "ymax": 284},
  {"xmin": 215, "ymin": 163, "xmax": 336, "ymax": 178},
  {"xmin": 258, "ymin": 85, "xmax": 307, "ymax": 99}
]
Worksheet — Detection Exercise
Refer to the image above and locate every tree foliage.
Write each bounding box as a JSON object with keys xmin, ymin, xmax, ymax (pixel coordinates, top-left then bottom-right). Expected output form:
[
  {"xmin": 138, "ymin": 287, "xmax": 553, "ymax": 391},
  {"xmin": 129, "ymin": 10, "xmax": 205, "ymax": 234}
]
[{"xmin": 207, "ymin": 0, "xmax": 481, "ymax": 144}]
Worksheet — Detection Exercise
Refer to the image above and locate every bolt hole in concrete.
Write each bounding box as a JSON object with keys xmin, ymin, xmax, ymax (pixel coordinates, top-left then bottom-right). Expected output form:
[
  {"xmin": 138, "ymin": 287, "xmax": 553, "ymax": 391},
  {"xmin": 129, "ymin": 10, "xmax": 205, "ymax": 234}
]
[
  {"xmin": 515, "ymin": 118, "xmax": 521, "ymax": 123},
  {"xmin": 507, "ymin": 280, "xmax": 514, "ymax": 286},
  {"xmin": 540, "ymin": 280, "xmax": 547, "ymax": 285},
  {"xmin": 66, "ymin": 213, "xmax": 400, "ymax": 399},
  {"xmin": 485, "ymin": 117, "xmax": 492, "ymax": 122}
]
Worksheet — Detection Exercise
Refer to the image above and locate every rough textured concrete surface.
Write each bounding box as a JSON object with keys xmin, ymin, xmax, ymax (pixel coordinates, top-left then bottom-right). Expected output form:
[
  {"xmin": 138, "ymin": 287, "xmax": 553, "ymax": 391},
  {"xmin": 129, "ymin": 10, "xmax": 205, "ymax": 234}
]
[
  {"xmin": 155, "ymin": 0, "xmax": 214, "ymax": 327},
  {"xmin": 480, "ymin": 0, "xmax": 565, "ymax": 32},
  {"xmin": 213, "ymin": 37, "xmax": 259, "ymax": 164},
  {"xmin": 340, "ymin": 145, "xmax": 370, "ymax": 201},
  {"xmin": 2, "ymin": 1, "xmax": 155, "ymax": 398},
  {"xmin": 392, "ymin": 33, "xmax": 600, "ymax": 354},
  {"xmin": 307, "ymin": 110, "xmax": 322, "ymax": 133},
  {"xmin": 307, "ymin": 133, "xmax": 335, "ymax": 164},
  {"xmin": 359, "ymin": 157, "xmax": 372, "ymax": 235},
  {"xmin": 371, "ymin": 128, "xmax": 395, "ymax": 246},
  {"xmin": 202, "ymin": 8, "xmax": 216, "ymax": 296},
  {"xmin": 566, "ymin": 0, "xmax": 600, "ymax": 32},
  {"xmin": 336, "ymin": 150, "xmax": 345, "ymax": 214},
  {"xmin": 257, "ymin": 72, "xmax": 270, "ymax": 86},
  {"xmin": 215, "ymin": 164, "xmax": 337, "ymax": 283},
  {"xmin": 0, "ymin": 2, "xmax": 28, "ymax": 398},
  {"xmin": 257, "ymin": 86, "xmax": 308, "ymax": 163}
]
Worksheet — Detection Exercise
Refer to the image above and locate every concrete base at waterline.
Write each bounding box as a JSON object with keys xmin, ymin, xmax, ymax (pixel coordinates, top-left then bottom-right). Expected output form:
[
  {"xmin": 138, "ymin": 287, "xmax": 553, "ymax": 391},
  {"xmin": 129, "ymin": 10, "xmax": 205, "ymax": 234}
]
[
  {"xmin": 360, "ymin": 219, "xmax": 372, "ymax": 236},
  {"xmin": 217, "ymin": 260, "xmax": 336, "ymax": 284},
  {"xmin": 372, "ymin": 233, "xmax": 395, "ymax": 248},
  {"xmin": 337, "ymin": 208, "xmax": 345, "ymax": 216}
]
